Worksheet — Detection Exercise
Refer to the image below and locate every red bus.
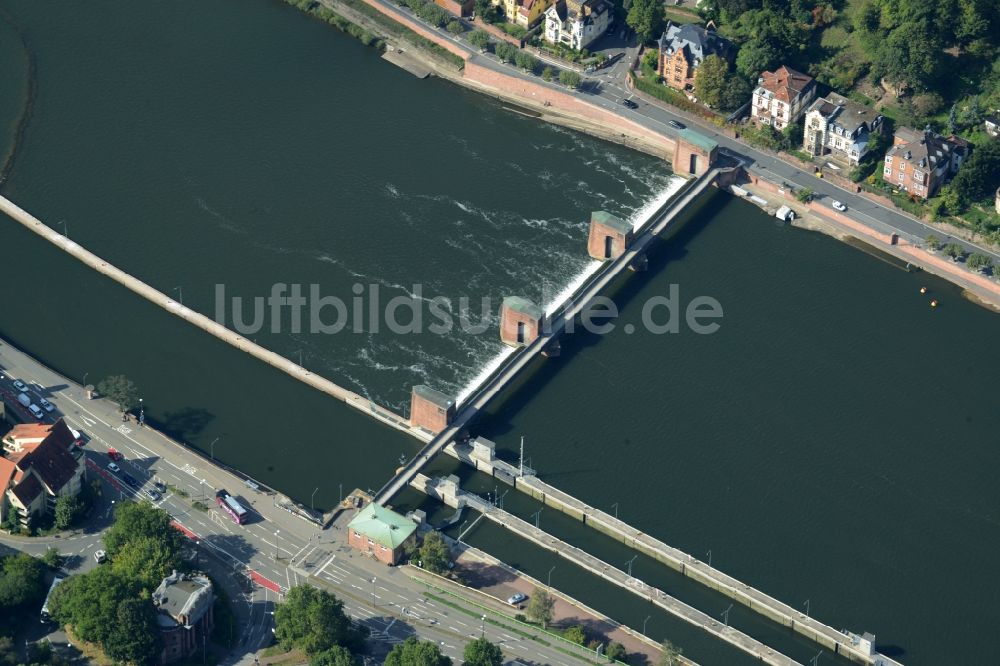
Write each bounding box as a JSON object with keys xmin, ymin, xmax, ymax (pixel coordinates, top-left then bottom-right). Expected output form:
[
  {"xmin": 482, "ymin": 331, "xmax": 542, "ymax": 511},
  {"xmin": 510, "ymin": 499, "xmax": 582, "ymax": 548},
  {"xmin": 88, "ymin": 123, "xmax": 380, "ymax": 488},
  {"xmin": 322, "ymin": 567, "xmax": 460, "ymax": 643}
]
[{"xmin": 215, "ymin": 489, "xmax": 247, "ymax": 525}]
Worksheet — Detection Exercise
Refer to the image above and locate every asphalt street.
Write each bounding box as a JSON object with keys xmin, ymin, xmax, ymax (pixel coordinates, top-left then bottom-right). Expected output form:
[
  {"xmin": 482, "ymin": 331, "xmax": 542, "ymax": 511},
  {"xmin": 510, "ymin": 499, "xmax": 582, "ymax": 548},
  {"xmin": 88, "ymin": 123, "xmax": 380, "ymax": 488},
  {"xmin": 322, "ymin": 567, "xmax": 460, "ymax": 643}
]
[{"xmin": 0, "ymin": 338, "xmax": 606, "ymax": 666}]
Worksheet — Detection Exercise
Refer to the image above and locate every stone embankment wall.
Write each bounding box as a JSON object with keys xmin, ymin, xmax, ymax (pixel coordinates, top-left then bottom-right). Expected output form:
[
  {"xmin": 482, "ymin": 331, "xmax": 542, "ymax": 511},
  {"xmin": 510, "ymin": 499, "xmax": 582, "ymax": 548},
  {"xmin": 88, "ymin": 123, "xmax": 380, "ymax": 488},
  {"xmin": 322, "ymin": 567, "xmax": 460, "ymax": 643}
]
[
  {"xmin": 462, "ymin": 60, "xmax": 677, "ymax": 157},
  {"xmin": 743, "ymin": 172, "xmax": 1000, "ymax": 307}
]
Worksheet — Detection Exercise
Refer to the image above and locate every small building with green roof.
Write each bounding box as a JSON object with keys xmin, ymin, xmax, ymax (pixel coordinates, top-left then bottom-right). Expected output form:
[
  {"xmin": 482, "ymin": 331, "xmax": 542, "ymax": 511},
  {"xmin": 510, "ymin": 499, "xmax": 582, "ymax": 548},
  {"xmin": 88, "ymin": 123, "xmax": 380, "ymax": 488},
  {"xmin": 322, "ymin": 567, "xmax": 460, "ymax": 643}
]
[{"xmin": 347, "ymin": 502, "xmax": 418, "ymax": 565}]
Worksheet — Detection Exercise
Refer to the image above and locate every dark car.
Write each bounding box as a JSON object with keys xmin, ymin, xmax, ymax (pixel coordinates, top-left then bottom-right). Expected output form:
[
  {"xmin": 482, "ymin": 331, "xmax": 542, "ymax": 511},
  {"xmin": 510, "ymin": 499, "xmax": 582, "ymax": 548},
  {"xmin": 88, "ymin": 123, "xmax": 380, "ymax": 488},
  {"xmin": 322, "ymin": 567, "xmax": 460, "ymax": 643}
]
[
  {"xmin": 122, "ymin": 473, "xmax": 139, "ymax": 488},
  {"xmin": 668, "ymin": 119, "xmax": 685, "ymax": 130},
  {"xmin": 153, "ymin": 480, "xmax": 167, "ymax": 494},
  {"xmin": 620, "ymin": 98, "xmax": 638, "ymax": 109}
]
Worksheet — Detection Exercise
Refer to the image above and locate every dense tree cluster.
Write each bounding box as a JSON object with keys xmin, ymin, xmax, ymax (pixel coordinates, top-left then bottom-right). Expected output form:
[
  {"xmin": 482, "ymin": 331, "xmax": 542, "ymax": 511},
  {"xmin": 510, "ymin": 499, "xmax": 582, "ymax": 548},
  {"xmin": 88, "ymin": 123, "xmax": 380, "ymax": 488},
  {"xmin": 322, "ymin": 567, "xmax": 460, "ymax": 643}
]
[
  {"xmin": 48, "ymin": 503, "xmax": 188, "ymax": 665},
  {"xmin": 274, "ymin": 585, "xmax": 368, "ymax": 656},
  {"xmin": 385, "ymin": 637, "xmax": 452, "ymax": 666}
]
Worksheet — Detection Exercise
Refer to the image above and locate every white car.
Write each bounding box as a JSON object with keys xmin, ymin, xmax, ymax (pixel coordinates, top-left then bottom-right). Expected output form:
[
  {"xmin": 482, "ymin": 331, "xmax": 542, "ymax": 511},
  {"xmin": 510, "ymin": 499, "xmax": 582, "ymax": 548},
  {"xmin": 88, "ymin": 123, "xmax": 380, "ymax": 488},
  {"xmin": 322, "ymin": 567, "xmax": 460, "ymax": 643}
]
[
  {"xmin": 12, "ymin": 379, "xmax": 28, "ymax": 392},
  {"xmin": 107, "ymin": 462, "xmax": 121, "ymax": 474},
  {"xmin": 28, "ymin": 404, "xmax": 44, "ymax": 419},
  {"xmin": 831, "ymin": 200, "xmax": 847, "ymax": 212},
  {"xmin": 507, "ymin": 592, "xmax": 527, "ymax": 605},
  {"xmin": 94, "ymin": 550, "xmax": 107, "ymax": 564},
  {"xmin": 39, "ymin": 398, "xmax": 55, "ymax": 413}
]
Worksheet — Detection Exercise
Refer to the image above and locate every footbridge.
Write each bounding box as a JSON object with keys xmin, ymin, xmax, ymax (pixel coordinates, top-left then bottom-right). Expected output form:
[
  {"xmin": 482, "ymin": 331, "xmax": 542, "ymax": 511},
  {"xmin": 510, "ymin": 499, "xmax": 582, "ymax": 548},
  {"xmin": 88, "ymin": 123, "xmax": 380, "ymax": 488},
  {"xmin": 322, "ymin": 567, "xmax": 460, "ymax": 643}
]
[{"xmin": 374, "ymin": 167, "xmax": 720, "ymax": 505}]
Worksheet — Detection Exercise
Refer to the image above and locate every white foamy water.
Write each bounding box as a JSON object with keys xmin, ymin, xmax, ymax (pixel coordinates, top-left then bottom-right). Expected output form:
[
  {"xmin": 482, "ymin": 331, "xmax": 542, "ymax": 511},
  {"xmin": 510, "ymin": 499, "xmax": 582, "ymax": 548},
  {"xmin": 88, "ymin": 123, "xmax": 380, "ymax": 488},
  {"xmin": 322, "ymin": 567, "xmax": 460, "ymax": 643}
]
[{"xmin": 453, "ymin": 175, "xmax": 687, "ymax": 408}]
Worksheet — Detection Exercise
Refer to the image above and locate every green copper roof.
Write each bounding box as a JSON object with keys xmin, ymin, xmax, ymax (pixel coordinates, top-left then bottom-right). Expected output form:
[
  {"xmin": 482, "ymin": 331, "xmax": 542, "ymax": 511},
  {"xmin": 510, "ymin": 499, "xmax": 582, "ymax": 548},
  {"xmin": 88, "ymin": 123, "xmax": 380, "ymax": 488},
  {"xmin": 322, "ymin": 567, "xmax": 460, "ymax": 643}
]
[
  {"xmin": 412, "ymin": 385, "xmax": 454, "ymax": 409},
  {"xmin": 678, "ymin": 128, "xmax": 718, "ymax": 153},
  {"xmin": 503, "ymin": 296, "xmax": 543, "ymax": 320},
  {"xmin": 348, "ymin": 503, "xmax": 417, "ymax": 550},
  {"xmin": 591, "ymin": 211, "xmax": 632, "ymax": 234}
]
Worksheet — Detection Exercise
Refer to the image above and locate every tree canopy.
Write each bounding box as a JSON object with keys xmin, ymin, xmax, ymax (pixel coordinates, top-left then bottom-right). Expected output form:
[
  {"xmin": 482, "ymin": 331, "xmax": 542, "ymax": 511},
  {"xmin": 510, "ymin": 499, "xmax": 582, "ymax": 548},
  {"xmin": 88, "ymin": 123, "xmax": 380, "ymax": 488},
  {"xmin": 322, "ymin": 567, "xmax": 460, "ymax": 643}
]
[
  {"xmin": 384, "ymin": 637, "xmax": 452, "ymax": 666},
  {"xmin": 625, "ymin": 0, "xmax": 665, "ymax": 44},
  {"xmin": 310, "ymin": 646, "xmax": 359, "ymax": 666},
  {"xmin": 50, "ymin": 565, "xmax": 137, "ymax": 648},
  {"xmin": 102, "ymin": 502, "xmax": 184, "ymax": 589},
  {"xmin": 274, "ymin": 585, "xmax": 368, "ymax": 656},
  {"xmin": 96, "ymin": 375, "xmax": 139, "ymax": 413},
  {"xmin": 418, "ymin": 532, "xmax": 451, "ymax": 574},
  {"xmin": 525, "ymin": 588, "xmax": 555, "ymax": 628},
  {"xmin": 463, "ymin": 637, "xmax": 503, "ymax": 666},
  {"xmin": 104, "ymin": 598, "xmax": 161, "ymax": 665},
  {"xmin": 0, "ymin": 553, "xmax": 48, "ymax": 612}
]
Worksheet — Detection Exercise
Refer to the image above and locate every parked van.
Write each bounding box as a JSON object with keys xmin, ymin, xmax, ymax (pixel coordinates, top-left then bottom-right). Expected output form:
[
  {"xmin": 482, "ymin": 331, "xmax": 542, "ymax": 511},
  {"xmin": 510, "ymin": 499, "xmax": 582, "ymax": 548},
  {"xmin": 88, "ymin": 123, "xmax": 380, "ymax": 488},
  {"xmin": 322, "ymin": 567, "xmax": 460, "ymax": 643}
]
[
  {"xmin": 28, "ymin": 404, "xmax": 44, "ymax": 419},
  {"xmin": 17, "ymin": 393, "xmax": 31, "ymax": 408}
]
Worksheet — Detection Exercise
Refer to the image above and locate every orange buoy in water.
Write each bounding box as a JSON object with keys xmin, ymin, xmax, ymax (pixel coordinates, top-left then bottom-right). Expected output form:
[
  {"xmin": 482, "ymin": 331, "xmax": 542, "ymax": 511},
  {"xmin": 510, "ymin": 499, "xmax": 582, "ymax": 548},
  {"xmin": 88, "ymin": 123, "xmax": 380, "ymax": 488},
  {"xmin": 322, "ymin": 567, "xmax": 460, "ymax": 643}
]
[
  {"xmin": 931, "ymin": 299, "xmax": 939, "ymax": 308},
  {"xmin": 920, "ymin": 286, "xmax": 927, "ymax": 294}
]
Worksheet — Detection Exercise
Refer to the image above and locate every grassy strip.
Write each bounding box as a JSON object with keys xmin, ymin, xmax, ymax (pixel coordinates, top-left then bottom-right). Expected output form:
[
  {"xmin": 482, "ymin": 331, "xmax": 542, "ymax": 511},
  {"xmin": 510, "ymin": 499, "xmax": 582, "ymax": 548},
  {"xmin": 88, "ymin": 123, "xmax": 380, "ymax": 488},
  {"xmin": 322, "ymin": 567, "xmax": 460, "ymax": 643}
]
[
  {"xmin": 335, "ymin": 0, "xmax": 466, "ymax": 69},
  {"xmin": 631, "ymin": 75, "xmax": 726, "ymax": 127},
  {"xmin": 417, "ymin": 580, "xmax": 625, "ymax": 665},
  {"xmin": 284, "ymin": 0, "xmax": 385, "ymax": 49}
]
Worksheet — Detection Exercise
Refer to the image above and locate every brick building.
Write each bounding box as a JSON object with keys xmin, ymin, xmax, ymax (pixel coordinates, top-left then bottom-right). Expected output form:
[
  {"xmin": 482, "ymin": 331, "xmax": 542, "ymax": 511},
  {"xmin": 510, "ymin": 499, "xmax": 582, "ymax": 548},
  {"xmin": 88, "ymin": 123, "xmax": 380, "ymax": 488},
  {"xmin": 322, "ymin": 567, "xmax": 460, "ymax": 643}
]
[
  {"xmin": 883, "ymin": 127, "xmax": 969, "ymax": 199},
  {"xmin": 152, "ymin": 571, "xmax": 214, "ymax": 664},
  {"xmin": 751, "ymin": 66, "xmax": 816, "ymax": 130},
  {"xmin": 347, "ymin": 503, "xmax": 418, "ymax": 565},
  {"xmin": 656, "ymin": 22, "xmax": 733, "ymax": 92}
]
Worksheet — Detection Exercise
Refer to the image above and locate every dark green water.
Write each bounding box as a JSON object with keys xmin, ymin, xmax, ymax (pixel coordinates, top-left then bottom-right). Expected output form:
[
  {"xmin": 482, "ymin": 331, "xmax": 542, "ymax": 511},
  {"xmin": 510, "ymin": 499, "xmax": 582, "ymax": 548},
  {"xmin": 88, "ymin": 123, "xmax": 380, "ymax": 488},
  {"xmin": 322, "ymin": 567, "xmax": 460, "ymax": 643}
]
[
  {"xmin": 462, "ymin": 191, "xmax": 1000, "ymax": 665},
  {"xmin": 2, "ymin": 0, "xmax": 999, "ymax": 664},
  {"xmin": 0, "ymin": 0, "xmax": 675, "ymax": 413}
]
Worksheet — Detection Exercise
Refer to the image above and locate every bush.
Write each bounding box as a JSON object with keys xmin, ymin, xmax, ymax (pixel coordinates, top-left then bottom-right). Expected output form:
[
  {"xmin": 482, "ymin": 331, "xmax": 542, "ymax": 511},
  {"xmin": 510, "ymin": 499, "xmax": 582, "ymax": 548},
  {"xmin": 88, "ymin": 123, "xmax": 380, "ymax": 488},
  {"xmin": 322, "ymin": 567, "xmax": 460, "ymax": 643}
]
[
  {"xmin": 942, "ymin": 243, "xmax": 965, "ymax": 260},
  {"xmin": 541, "ymin": 66, "xmax": 553, "ymax": 81},
  {"xmin": 514, "ymin": 50, "xmax": 539, "ymax": 73},
  {"xmin": 562, "ymin": 625, "xmax": 587, "ymax": 645},
  {"xmin": 446, "ymin": 20, "xmax": 464, "ymax": 34},
  {"xmin": 495, "ymin": 42, "xmax": 518, "ymax": 63},
  {"xmin": 606, "ymin": 641, "xmax": 628, "ymax": 662},
  {"xmin": 925, "ymin": 234, "xmax": 941, "ymax": 250},
  {"xmin": 795, "ymin": 187, "xmax": 814, "ymax": 203},
  {"xmin": 967, "ymin": 253, "xmax": 992, "ymax": 272},
  {"xmin": 559, "ymin": 70, "xmax": 581, "ymax": 88},
  {"xmin": 468, "ymin": 30, "xmax": 491, "ymax": 51}
]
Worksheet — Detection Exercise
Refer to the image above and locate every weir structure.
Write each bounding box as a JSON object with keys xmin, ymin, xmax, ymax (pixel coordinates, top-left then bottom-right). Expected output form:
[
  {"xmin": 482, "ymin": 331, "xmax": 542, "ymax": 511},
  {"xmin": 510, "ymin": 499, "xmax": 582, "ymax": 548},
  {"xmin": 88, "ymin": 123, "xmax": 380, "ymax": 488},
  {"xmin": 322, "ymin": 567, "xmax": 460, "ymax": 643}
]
[
  {"xmin": 375, "ymin": 162, "xmax": 903, "ymax": 664},
  {"xmin": 0, "ymin": 135, "xmax": 897, "ymax": 666}
]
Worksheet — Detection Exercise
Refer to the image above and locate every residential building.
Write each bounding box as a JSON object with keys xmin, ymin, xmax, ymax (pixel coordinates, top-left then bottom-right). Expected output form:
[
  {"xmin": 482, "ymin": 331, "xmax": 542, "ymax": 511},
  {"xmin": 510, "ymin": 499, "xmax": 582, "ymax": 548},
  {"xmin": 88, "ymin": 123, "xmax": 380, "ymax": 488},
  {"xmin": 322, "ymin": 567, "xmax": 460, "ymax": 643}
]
[
  {"xmin": 986, "ymin": 112, "xmax": 1000, "ymax": 138},
  {"xmin": 152, "ymin": 570, "xmax": 214, "ymax": 664},
  {"xmin": 883, "ymin": 127, "xmax": 970, "ymax": 199},
  {"xmin": 656, "ymin": 21, "xmax": 733, "ymax": 92},
  {"xmin": 495, "ymin": 0, "xmax": 552, "ymax": 27},
  {"xmin": 751, "ymin": 66, "xmax": 816, "ymax": 130},
  {"xmin": 435, "ymin": 0, "xmax": 474, "ymax": 17},
  {"xmin": 0, "ymin": 418, "xmax": 84, "ymax": 528},
  {"xmin": 347, "ymin": 502, "xmax": 418, "ymax": 565},
  {"xmin": 543, "ymin": 0, "xmax": 610, "ymax": 51},
  {"xmin": 803, "ymin": 93, "xmax": 884, "ymax": 165}
]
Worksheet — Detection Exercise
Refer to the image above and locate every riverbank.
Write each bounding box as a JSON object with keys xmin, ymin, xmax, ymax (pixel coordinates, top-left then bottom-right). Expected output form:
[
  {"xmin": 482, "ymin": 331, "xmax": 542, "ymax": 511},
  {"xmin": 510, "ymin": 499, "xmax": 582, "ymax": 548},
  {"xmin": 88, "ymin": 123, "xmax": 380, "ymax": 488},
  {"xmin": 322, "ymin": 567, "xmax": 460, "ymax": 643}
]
[{"xmin": 737, "ymin": 175, "xmax": 1000, "ymax": 313}]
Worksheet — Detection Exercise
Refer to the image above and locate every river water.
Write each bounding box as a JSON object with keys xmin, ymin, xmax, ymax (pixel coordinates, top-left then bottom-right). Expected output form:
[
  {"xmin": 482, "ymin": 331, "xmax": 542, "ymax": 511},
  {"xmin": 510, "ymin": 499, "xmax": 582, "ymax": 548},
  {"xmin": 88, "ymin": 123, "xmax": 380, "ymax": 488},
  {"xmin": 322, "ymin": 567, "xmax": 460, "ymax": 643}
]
[
  {"xmin": 2, "ymin": 1, "xmax": 999, "ymax": 665},
  {"xmin": 0, "ymin": 0, "xmax": 677, "ymax": 413}
]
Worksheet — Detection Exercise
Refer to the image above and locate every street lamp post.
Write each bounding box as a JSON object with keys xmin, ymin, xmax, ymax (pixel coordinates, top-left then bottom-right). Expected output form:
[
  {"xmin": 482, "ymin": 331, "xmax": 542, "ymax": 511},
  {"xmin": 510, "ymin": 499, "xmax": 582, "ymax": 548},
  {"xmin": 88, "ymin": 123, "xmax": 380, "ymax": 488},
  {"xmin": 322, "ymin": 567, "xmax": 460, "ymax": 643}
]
[
  {"xmin": 274, "ymin": 530, "xmax": 280, "ymax": 560},
  {"xmin": 642, "ymin": 615, "xmax": 651, "ymax": 636},
  {"xmin": 138, "ymin": 398, "xmax": 144, "ymax": 426},
  {"xmin": 480, "ymin": 614, "xmax": 486, "ymax": 638},
  {"xmin": 311, "ymin": 487, "xmax": 319, "ymax": 512},
  {"xmin": 611, "ymin": 502, "xmax": 619, "ymax": 520},
  {"xmin": 804, "ymin": 599, "xmax": 810, "ymax": 617},
  {"xmin": 174, "ymin": 286, "xmax": 183, "ymax": 306},
  {"xmin": 626, "ymin": 555, "xmax": 638, "ymax": 577},
  {"xmin": 530, "ymin": 508, "xmax": 542, "ymax": 528},
  {"xmin": 547, "ymin": 565, "xmax": 556, "ymax": 588},
  {"xmin": 370, "ymin": 577, "xmax": 376, "ymax": 608},
  {"xmin": 210, "ymin": 437, "xmax": 219, "ymax": 460}
]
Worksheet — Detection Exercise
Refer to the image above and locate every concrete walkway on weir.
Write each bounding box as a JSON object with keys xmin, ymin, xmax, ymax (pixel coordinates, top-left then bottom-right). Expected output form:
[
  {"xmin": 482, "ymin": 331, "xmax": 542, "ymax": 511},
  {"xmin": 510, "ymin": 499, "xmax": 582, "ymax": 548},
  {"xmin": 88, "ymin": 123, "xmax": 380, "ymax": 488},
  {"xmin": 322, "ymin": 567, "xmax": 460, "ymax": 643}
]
[
  {"xmin": 412, "ymin": 473, "xmax": 800, "ymax": 666},
  {"xmin": 375, "ymin": 168, "xmax": 719, "ymax": 506}
]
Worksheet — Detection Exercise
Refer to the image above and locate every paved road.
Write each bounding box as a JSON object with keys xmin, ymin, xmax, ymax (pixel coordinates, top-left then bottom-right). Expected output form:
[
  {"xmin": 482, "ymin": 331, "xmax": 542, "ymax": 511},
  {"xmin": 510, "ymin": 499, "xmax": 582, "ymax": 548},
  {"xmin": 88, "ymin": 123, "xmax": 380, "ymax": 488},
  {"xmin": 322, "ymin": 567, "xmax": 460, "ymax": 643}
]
[
  {"xmin": 0, "ymin": 338, "xmax": 605, "ymax": 666},
  {"xmin": 376, "ymin": 4, "xmax": 1000, "ymax": 268}
]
